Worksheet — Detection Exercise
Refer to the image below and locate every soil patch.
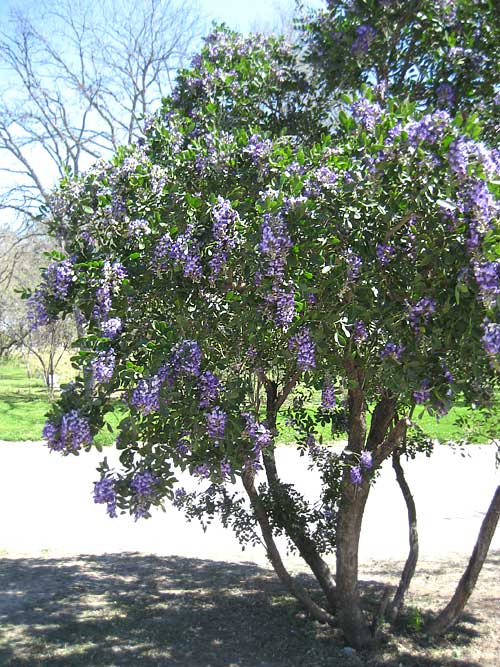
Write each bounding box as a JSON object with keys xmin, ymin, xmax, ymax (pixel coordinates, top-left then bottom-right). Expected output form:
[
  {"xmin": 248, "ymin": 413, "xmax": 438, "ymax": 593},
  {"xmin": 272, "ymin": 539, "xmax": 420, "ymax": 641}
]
[{"xmin": 0, "ymin": 551, "xmax": 498, "ymax": 666}]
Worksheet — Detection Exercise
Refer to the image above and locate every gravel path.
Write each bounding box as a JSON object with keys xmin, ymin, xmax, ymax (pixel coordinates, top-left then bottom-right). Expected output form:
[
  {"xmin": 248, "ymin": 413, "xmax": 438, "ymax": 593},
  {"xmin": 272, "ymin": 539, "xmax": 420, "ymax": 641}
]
[{"xmin": 1, "ymin": 441, "xmax": 498, "ymax": 565}]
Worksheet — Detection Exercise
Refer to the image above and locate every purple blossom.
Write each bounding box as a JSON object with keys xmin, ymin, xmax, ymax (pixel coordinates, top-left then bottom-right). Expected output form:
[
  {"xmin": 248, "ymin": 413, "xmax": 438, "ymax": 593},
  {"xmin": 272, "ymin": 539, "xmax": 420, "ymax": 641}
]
[
  {"xmin": 128, "ymin": 219, "xmax": 151, "ymax": 237},
  {"xmin": 209, "ymin": 197, "xmax": 239, "ymax": 280},
  {"xmin": 321, "ymin": 379, "xmax": 336, "ymax": 410},
  {"xmin": 351, "ymin": 25, "xmax": 376, "ymax": 56},
  {"xmin": 408, "ymin": 297, "xmax": 436, "ymax": 332},
  {"xmin": 259, "ymin": 213, "xmax": 292, "ymax": 280},
  {"xmin": 350, "ymin": 465, "xmax": 363, "ymax": 485},
  {"xmin": 413, "ymin": 379, "xmax": 431, "ymax": 404},
  {"xmin": 436, "ymin": 83, "xmax": 455, "ymax": 108},
  {"xmin": 43, "ymin": 410, "xmax": 92, "ymax": 453},
  {"xmin": 131, "ymin": 470, "xmax": 158, "ymax": 497},
  {"xmin": 244, "ymin": 412, "xmax": 272, "ymax": 459},
  {"xmin": 93, "ymin": 476, "xmax": 117, "ymax": 518},
  {"xmin": 130, "ymin": 470, "xmax": 159, "ymax": 519},
  {"xmin": 405, "ymin": 111, "xmax": 451, "ymax": 146},
  {"xmin": 193, "ymin": 463, "xmax": 211, "ymax": 479},
  {"xmin": 482, "ymin": 321, "xmax": 500, "ymax": 356},
  {"xmin": 131, "ymin": 375, "xmax": 163, "ymax": 415},
  {"xmin": 245, "ymin": 133, "xmax": 273, "ymax": 165},
  {"xmin": 154, "ymin": 225, "xmax": 203, "ymax": 282},
  {"xmin": 351, "ymin": 98, "xmax": 382, "ymax": 131},
  {"xmin": 206, "ymin": 407, "xmax": 227, "ymax": 442},
  {"xmin": 170, "ymin": 339, "xmax": 202, "ymax": 378},
  {"xmin": 198, "ymin": 370, "xmax": 221, "ymax": 408},
  {"xmin": 380, "ymin": 342, "xmax": 405, "ymax": 361},
  {"xmin": 101, "ymin": 317, "xmax": 122, "ymax": 339},
  {"xmin": 473, "ymin": 261, "xmax": 500, "ymax": 303},
  {"xmin": 345, "ymin": 248, "xmax": 362, "ymax": 282},
  {"xmin": 177, "ymin": 435, "xmax": 192, "ymax": 456},
  {"xmin": 288, "ymin": 327, "xmax": 316, "ymax": 371},
  {"xmin": 376, "ymin": 243, "xmax": 396, "ymax": 266},
  {"xmin": 265, "ymin": 284, "xmax": 296, "ymax": 329},
  {"xmin": 220, "ymin": 460, "xmax": 232, "ymax": 480},
  {"xmin": 353, "ymin": 320, "xmax": 368, "ymax": 344},
  {"xmin": 360, "ymin": 451, "xmax": 373, "ymax": 470},
  {"xmin": 92, "ymin": 350, "xmax": 116, "ymax": 384},
  {"xmin": 45, "ymin": 259, "xmax": 75, "ymax": 299},
  {"xmin": 314, "ymin": 166, "xmax": 337, "ymax": 188},
  {"xmin": 27, "ymin": 289, "xmax": 51, "ymax": 329}
]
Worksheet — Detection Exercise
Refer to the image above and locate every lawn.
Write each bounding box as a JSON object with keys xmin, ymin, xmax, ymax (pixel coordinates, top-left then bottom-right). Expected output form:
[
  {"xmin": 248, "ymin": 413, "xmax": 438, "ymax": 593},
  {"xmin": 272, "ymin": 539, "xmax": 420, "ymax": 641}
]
[{"xmin": 0, "ymin": 359, "xmax": 493, "ymax": 445}]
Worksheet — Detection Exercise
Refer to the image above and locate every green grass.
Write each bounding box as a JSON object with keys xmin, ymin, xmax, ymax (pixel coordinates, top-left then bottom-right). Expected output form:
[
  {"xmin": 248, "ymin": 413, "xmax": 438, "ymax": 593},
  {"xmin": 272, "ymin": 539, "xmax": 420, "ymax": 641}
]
[
  {"xmin": 0, "ymin": 359, "xmax": 493, "ymax": 445},
  {"xmin": 0, "ymin": 361, "xmax": 119, "ymax": 445}
]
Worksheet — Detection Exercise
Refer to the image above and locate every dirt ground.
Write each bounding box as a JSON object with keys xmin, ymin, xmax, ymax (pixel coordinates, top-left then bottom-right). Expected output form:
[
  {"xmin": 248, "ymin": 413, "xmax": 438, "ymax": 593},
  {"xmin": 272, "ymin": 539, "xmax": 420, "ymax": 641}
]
[{"xmin": 0, "ymin": 549, "xmax": 498, "ymax": 667}]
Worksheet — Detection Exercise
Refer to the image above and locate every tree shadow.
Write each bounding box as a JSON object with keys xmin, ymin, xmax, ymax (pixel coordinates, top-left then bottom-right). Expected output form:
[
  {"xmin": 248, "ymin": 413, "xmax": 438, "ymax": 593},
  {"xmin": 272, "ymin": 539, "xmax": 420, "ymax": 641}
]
[{"xmin": 0, "ymin": 553, "xmax": 492, "ymax": 667}]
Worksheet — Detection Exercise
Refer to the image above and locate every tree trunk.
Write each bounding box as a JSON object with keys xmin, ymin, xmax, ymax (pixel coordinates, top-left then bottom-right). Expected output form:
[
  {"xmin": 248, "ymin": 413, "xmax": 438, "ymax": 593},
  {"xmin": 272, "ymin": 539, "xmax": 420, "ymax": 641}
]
[
  {"xmin": 260, "ymin": 379, "xmax": 337, "ymax": 611},
  {"xmin": 336, "ymin": 480, "xmax": 373, "ymax": 648},
  {"xmin": 241, "ymin": 467, "xmax": 336, "ymax": 626},
  {"xmin": 387, "ymin": 451, "xmax": 419, "ymax": 621},
  {"xmin": 428, "ymin": 485, "xmax": 500, "ymax": 637}
]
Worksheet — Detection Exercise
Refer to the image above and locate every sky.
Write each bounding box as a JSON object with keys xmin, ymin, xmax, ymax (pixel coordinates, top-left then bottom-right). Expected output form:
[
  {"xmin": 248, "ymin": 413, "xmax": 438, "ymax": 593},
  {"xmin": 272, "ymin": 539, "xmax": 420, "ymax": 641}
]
[{"xmin": 0, "ymin": 0, "xmax": 325, "ymax": 230}]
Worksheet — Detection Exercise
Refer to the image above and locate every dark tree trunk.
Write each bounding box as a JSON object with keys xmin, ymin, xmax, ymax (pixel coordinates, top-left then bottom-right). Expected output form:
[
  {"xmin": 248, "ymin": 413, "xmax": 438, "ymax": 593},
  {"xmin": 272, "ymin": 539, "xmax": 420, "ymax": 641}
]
[
  {"xmin": 336, "ymin": 480, "xmax": 373, "ymax": 647},
  {"xmin": 261, "ymin": 380, "xmax": 337, "ymax": 610},
  {"xmin": 428, "ymin": 485, "xmax": 500, "ymax": 637},
  {"xmin": 242, "ymin": 467, "xmax": 336, "ymax": 626},
  {"xmin": 387, "ymin": 451, "xmax": 419, "ymax": 621}
]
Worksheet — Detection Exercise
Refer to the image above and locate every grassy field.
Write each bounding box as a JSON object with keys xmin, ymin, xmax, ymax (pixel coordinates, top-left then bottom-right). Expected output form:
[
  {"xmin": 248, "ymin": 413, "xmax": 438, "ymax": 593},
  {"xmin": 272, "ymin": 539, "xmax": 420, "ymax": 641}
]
[{"xmin": 0, "ymin": 359, "xmax": 492, "ymax": 445}]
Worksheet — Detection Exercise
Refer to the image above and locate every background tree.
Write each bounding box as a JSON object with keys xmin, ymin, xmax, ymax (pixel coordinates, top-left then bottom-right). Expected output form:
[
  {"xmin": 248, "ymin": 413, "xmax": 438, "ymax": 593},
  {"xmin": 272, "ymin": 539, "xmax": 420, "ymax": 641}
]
[
  {"xmin": 0, "ymin": 0, "xmax": 204, "ymax": 285},
  {"xmin": 29, "ymin": 4, "xmax": 500, "ymax": 655}
]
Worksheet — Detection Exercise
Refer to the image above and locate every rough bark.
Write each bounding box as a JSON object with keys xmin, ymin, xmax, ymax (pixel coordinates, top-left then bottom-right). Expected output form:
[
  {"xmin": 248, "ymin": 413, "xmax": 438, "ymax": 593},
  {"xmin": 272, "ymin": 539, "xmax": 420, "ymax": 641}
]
[
  {"xmin": 428, "ymin": 485, "xmax": 500, "ymax": 637},
  {"xmin": 241, "ymin": 467, "xmax": 336, "ymax": 626},
  {"xmin": 336, "ymin": 480, "xmax": 373, "ymax": 647},
  {"xmin": 387, "ymin": 451, "xmax": 419, "ymax": 621}
]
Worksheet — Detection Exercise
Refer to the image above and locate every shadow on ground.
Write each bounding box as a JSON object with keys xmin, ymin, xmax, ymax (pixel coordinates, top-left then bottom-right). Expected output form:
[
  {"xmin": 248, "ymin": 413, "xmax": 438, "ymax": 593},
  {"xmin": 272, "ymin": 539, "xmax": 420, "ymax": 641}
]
[{"xmin": 0, "ymin": 553, "xmax": 493, "ymax": 667}]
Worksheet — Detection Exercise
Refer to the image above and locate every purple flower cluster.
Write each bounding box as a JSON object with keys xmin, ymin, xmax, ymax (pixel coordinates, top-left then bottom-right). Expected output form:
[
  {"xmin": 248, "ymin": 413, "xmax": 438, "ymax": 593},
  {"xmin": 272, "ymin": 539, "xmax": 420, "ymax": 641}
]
[
  {"xmin": 43, "ymin": 410, "xmax": 92, "ymax": 453},
  {"xmin": 408, "ymin": 297, "xmax": 436, "ymax": 332},
  {"xmin": 130, "ymin": 470, "xmax": 159, "ymax": 519},
  {"xmin": 413, "ymin": 379, "xmax": 431, "ymax": 404},
  {"xmin": 27, "ymin": 289, "xmax": 50, "ymax": 329},
  {"xmin": 198, "ymin": 370, "xmax": 221, "ymax": 408},
  {"xmin": 209, "ymin": 197, "xmax": 239, "ymax": 280},
  {"xmin": 170, "ymin": 340, "xmax": 202, "ymax": 378},
  {"xmin": 482, "ymin": 321, "xmax": 500, "ymax": 356},
  {"xmin": 154, "ymin": 224, "xmax": 203, "ymax": 282},
  {"xmin": 92, "ymin": 349, "xmax": 116, "ymax": 384},
  {"xmin": 288, "ymin": 327, "xmax": 316, "ymax": 371},
  {"xmin": 93, "ymin": 260, "xmax": 127, "ymax": 323},
  {"xmin": 351, "ymin": 25, "xmax": 376, "ymax": 56},
  {"xmin": 131, "ymin": 373, "xmax": 164, "ymax": 415},
  {"xmin": 345, "ymin": 248, "xmax": 362, "ymax": 282},
  {"xmin": 93, "ymin": 476, "xmax": 117, "ymax": 518},
  {"xmin": 245, "ymin": 133, "xmax": 273, "ymax": 166},
  {"xmin": 353, "ymin": 320, "xmax": 368, "ymax": 344},
  {"xmin": 128, "ymin": 219, "xmax": 151, "ymax": 238},
  {"xmin": 244, "ymin": 412, "xmax": 272, "ymax": 461},
  {"xmin": 45, "ymin": 259, "xmax": 75, "ymax": 299},
  {"xmin": 380, "ymin": 341, "xmax": 405, "ymax": 361},
  {"xmin": 376, "ymin": 243, "xmax": 396, "ymax": 266},
  {"xmin": 351, "ymin": 98, "xmax": 382, "ymax": 131},
  {"xmin": 405, "ymin": 111, "xmax": 450, "ymax": 146},
  {"xmin": 101, "ymin": 317, "xmax": 122, "ymax": 339},
  {"xmin": 436, "ymin": 83, "xmax": 455, "ymax": 108},
  {"xmin": 473, "ymin": 261, "xmax": 500, "ymax": 303},
  {"xmin": 259, "ymin": 213, "xmax": 292, "ymax": 280},
  {"xmin": 314, "ymin": 166, "xmax": 337, "ymax": 188},
  {"xmin": 350, "ymin": 450, "xmax": 373, "ymax": 486},
  {"xmin": 321, "ymin": 379, "xmax": 336, "ymax": 410},
  {"xmin": 205, "ymin": 407, "xmax": 227, "ymax": 442}
]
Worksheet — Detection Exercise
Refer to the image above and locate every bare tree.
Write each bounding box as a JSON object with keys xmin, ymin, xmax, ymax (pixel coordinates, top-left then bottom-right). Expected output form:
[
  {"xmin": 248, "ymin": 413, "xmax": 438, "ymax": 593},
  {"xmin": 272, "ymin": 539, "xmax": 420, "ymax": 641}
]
[{"xmin": 0, "ymin": 0, "xmax": 204, "ymax": 276}]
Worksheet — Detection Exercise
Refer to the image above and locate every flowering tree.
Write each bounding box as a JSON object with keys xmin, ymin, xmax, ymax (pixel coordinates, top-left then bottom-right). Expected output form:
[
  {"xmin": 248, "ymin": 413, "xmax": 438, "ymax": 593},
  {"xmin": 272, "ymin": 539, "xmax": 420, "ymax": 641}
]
[{"xmin": 29, "ymin": 9, "xmax": 500, "ymax": 651}]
